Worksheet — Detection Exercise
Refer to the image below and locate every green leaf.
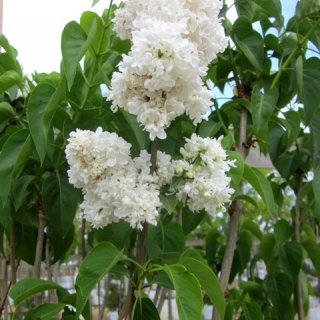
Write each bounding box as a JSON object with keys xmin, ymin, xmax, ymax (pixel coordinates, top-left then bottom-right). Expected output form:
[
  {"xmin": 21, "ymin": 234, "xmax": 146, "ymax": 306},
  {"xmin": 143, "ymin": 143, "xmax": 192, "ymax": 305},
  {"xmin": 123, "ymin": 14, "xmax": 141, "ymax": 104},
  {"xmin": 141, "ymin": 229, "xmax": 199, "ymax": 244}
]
[
  {"xmin": 198, "ymin": 119, "xmax": 222, "ymax": 138},
  {"xmin": 227, "ymin": 150, "xmax": 244, "ymax": 190},
  {"xmin": 234, "ymin": 32, "xmax": 264, "ymax": 74},
  {"xmin": 265, "ymin": 272, "xmax": 293, "ymax": 313},
  {"xmin": 241, "ymin": 220, "xmax": 262, "ymax": 240},
  {"xmin": 160, "ymin": 194, "xmax": 178, "ymax": 214},
  {"xmin": 27, "ymin": 79, "xmax": 66, "ymax": 163},
  {"xmin": 61, "ymin": 21, "xmax": 97, "ymax": 90},
  {"xmin": 147, "ymin": 222, "xmax": 185, "ymax": 256},
  {"xmin": 0, "ymin": 70, "xmax": 23, "ymax": 93},
  {"xmin": 313, "ymin": 165, "xmax": 320, "ymax": 217},
  {"xmin": 12, "ymin": 175, "xmax": 35, "ymax": 211},
  {"xmin": 0, "ymin": 129, "xmax": 34, "ymax": 207},
  {"xmin": 0, "ymin": 101, "xmax": 16, "ymax": 126},
  {"xmin": 163, "ymin": 264, "xmax": 203, "ymax": 320},
  {"xmin": 231, "ymin": 16, "xmax": 253, "ymax": 39},
  {"xmin": 243, "ymin": 164, "xmax": 276, "ymax": 218},
  {"xmin": 279, "ymin": 241, "xmax": 303, "ymax": 280},
  {"xmin": 311, "ymin": 108, "xmax": 320, "ymax": 167},
  {"xmin": 280, "ymin": 110, "xmax": 301, "ymax": 154},
  {"xmin": 75, "ymin": 242, "xmax": 122, "ymax": 319},
  {"xmin": 80, "ymin": 12, "xmax": 104, "ymax": 54},
  {"xmin": 242, "ymin": 301, "xmax": 262, "ymax": 320},
  {"xmin": 179, "ymin": 249, "xmax": 225, "ymax": 320},
  {"xmin": 133, "ymin": 297, "xmax": 160, "ymax": 320},
  {"xmin": 251, "ymin": 0, "xmax": 283, "ymax": 26},
  {"xmin": 9, "ymin": 278, "xmax": 62, "ymax": 305},
  {"xmin": 235, "ymin": 0, "xmax": 256, "ymax": 20},
  {"xmin": 182, "ymin": 206, "xmax": 206, "ymax": 235},
  {"xmin": 42, "ymin": 173, "xmax": 79, "ymax": 238},
  {"xmin": 51, "ymin": 225, "xmax": 75, "ymax": 263},
  {"xmin": 251, "ymin": 85, "xmax": 279, "ymax": 136},
  {"xmin": 27, "ymin": 303, "xmax": 66, "ymax": 320},
  {"xmin": 302, "ymin": 57, "xmax": 320, "ymax": 124},
  {"xmin": 232, "ymin": 194, "xmax": 260, "ymax": 210},
  {"xmin": 60, "ymin": 293, "xmax": 90, "ymax": 320},
  {"xmin": 0, "ymin": 34, "xmax": 18, "ymax": 58},
  {"xmin": 274, "ymin": 219, "xmax": 294, "ymax": 243},
  {"xmin": 301, "ymin": 239, "xmax": 320, "ymax": 277},
  {"xmin": 92, "ymin": 0, "xmax": 101, "ymax": 6}
]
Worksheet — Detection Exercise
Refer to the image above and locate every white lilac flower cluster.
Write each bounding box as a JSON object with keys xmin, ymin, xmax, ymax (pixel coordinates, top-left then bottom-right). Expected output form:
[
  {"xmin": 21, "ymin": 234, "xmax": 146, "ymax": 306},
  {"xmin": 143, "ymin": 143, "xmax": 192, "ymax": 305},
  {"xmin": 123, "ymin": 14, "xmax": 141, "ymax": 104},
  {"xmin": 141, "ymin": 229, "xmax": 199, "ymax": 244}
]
[
  {"xmin": 65, "ymin": 127, "xmax": 173, "ymax": 229},
  {"xmin": 172, "ymin": 134, "xmax": 235, "ymax": 214},
  {"xmin": 66, "ymin": 128, "xmax": 234, "ymax": 229},
  {"xmin": 106, "ymin": 0, "xmax": 228, "ymax": 140}
]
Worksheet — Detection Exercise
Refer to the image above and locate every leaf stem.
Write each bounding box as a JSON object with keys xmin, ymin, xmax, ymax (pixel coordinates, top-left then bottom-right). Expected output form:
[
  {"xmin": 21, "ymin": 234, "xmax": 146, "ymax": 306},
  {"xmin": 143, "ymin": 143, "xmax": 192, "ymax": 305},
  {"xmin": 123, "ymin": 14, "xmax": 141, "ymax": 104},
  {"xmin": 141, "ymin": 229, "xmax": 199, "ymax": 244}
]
[{"xmin": 271, "ymin": 18, "xmax": 320, "ymax": 89}]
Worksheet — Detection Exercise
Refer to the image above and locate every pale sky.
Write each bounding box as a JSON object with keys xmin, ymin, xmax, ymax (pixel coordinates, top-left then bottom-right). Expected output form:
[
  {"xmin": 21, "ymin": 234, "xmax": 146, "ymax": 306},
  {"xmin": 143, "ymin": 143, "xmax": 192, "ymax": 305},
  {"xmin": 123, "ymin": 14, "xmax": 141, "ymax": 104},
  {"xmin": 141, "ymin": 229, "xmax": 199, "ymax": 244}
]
[
  {"xmin": 2, "ymin": 0, "xmax": 295, "ymax": 77},
  {"xmin": 3, "ymin": 0, "xmax": 120, "ymax": 75}
]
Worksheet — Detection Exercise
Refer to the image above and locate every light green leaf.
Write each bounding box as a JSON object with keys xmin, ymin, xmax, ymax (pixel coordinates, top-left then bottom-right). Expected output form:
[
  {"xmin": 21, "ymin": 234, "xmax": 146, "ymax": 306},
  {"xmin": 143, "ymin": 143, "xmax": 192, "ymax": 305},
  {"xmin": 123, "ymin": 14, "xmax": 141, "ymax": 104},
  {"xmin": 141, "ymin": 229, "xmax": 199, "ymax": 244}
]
[
  {"xmin": 42, "ymin": 172, "xmax": 79, "ymax": 238},
  {"xmin": 27, "ymin": 303, "xmax": 66, "ymax": 320},
  {"xmin": 0, "ymin": 70, "xmax": 23, "ymax": 93},
  {"xmin": 0, "ymin": 129, "xmax": 34, "ymax": 207},
  {"xmin": 61, "ymin": 20, "xmax": 97, "ymax": 90},
  {"xmin": 27, "ymin": 79, "xmax": 66, "ymax": 163},
  {"xmin": 92, "ymin": 0, "xmax": 101, "ymax": 7},
  {"xmin": 179, "ymin": 249, "xmax": 225, "ymax": 320},
  {"xmin": 163, "ymin": 264, "xmax": 203, "ymax": 320},
  {"xmin": 302, "ymin": 239, "xmax": 320, "ymax": 277},
  {"xmin": 75, "ymin": 242, "xmax": 123, "ymax": 319},
  {"xmin": 251, "ymin": 85, "xmax": 279, "ymax": 136},
  {"xmin": 0, "ymin": 34, "xmax": 18, "ymax": 58},
  {"xmin": 9, "ymin": 278, "xmax": 62, "ymax": 305},
  {"xmin": 133, "ymin": 297, "xmax": 160, "ymax": 320},
  {"xmin": 160, "ymin": 194, "xmax": 178, "ymax": 214},
  {"xmin": 232, "ymin": 194, "xmax": 260, "ymax": 210},
  {"xmin": 243, "ymin": 164, "xmax": 276, "ymax": 218},
  {"xmin": 234, "ymin": 32, "xmax": 264, "ymax": 74}
]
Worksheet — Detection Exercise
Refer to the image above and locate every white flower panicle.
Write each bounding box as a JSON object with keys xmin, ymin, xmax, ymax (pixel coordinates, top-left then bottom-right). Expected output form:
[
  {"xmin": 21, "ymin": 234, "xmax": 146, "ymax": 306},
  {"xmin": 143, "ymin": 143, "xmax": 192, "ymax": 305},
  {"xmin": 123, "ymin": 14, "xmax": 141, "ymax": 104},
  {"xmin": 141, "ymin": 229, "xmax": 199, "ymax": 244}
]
[
  {"xmin": 172, "ymin": 134, "xmax": 235, "ymax": 215},
  {"xmin": 107, "ymin": 0, "xmax": 228, "ymax": 140},
  {"xmin": 65, "ymin": 128, "xmax": 173, "ymax": 229}
]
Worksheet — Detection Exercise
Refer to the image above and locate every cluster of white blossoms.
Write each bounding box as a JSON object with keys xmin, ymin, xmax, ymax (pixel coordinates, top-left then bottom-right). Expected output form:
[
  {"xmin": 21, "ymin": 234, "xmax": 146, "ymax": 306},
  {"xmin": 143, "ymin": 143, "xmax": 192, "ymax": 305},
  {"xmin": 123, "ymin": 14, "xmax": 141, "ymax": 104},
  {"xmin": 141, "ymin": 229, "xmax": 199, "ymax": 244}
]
[
  {"xmin": 65, "ymin": 128, "xmax": 173, "ymax": 229},
  {"xmin": 66, "ymin": 128, "xmax": 234, "ymax": 229},
  {"xmin": 172, "ymin": 134, "xmax": 235, "ymax": 214},
  {"xmin": 106, "ymin": 0, "xmax": 228, "ymax": 140}
]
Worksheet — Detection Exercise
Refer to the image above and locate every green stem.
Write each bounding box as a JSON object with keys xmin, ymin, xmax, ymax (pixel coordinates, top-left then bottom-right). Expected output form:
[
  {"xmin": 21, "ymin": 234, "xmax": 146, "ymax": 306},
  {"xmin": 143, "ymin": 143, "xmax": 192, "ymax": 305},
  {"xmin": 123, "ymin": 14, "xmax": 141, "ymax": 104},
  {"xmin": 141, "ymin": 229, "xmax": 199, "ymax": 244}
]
[{"xmin": 271, "ymin": 18, "xmax": 320, "ymax": 89}]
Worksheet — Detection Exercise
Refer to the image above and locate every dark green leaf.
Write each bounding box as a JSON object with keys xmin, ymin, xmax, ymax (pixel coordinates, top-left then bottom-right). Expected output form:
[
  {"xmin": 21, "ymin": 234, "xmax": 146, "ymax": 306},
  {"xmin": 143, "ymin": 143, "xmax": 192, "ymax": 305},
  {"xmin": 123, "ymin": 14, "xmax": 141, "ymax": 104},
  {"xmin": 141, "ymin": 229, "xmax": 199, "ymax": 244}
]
[
  {"xmin": 302, "ymin": 57, "xmax": 320, "ymax": 124},
  {"xmin": 234, "ymin": 32, "xmax": 264, "ymax": 74},
  {"xmin": 133, "ymin": 297, "xmax": 160, "ymax": 320},
  {"xmin": 251, "ymin": 85, "xmax": 279, "ymax": 136},
  {"xmin": 15, "ymin": 223, "xmax": 37, "ymax": 265},
  {"xmin": 9, "ymin": 278, "xmax": 63, "ymax": 305},
  {"xmin": 265, "ymin": 272, "xmax": 293, "ymax": 313},
  {"xmin": 147, "ymin": 222, "xmax": 185, "ymax": 256},
  {"xmin": 0, "ymin": 129, "xmax": 34, "ymax": 207},
  {"xmin": 280, "ymin": 241, "xmax": 303, "ymax": 279},
  {"xmin": 42, "ymin": 173, "xmax": 79, "ymax": 237},
  {"xmin": 241, "ymin": 220, "xmax": 262, "ymax": 240},
  {"xmin": 274, "ymin": 219, "xmax": 294, "ymax": 243},
  {"xmin": 242, "ymin": 301, "xmax": 262, "ymax": 320},
  {"xmin": 0, "ymin": 101, "xmax": 16, "ymax": 126},
  {"xmin": 163, "ymin": 264, "xmax": 203, "ymax": 320},
  {"xmin": 243, "ymin": 165, "xmax": 276, "ymax": 218},
  {"xmin": 251, "ymin": 0, "xmax": 283, "ymax": 26},
  {"xmin": 302, "ymin": 239, "xmax": 320, "ymax": 277},
  {"xmin": 313, "ymin": 165, "xmax": 320, "ymax": 217},
  {"xmin": 182, "ymin": 206, "xmax": 205, "ymax": 235},
  {"xmin": 75, "ymin": 242, "xmax": 122, "ymax": 318},
  {"xmin": 12, "ymin": 175, "xmax": 35, "ymax": 211},
  {"xmin": 27, "ymin": 79, "xmax": 66, "ymax": 163}
]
